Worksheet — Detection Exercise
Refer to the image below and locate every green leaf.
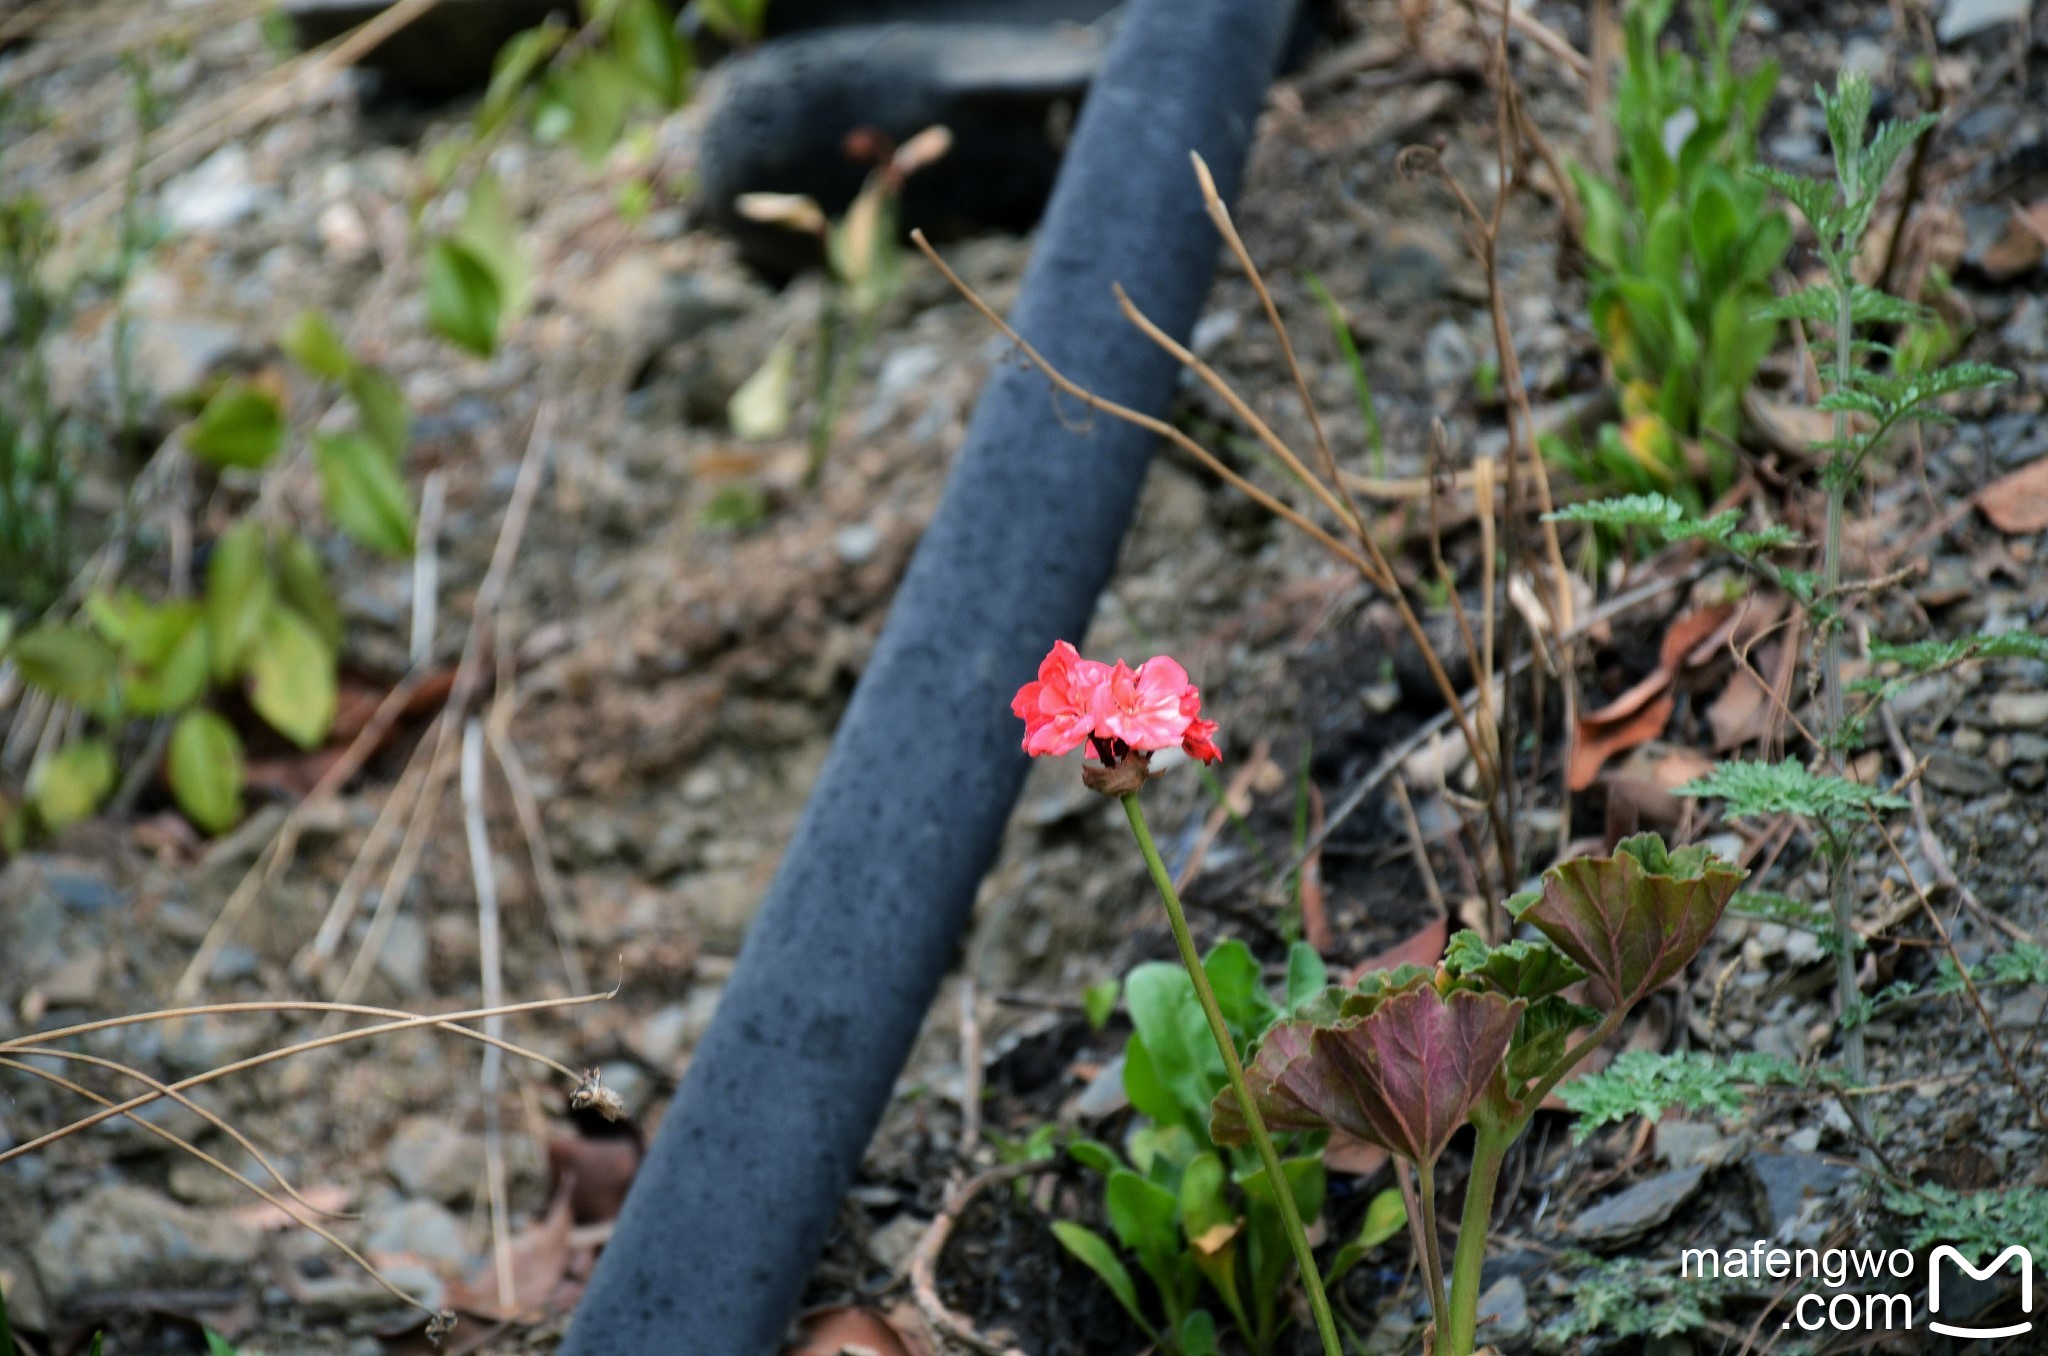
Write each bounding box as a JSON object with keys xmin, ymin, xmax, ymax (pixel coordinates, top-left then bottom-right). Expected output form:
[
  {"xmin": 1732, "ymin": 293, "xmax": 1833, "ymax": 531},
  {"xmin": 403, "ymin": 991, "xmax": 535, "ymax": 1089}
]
[
  {"xmin": 168, "ymin": 709, "xmax": 245, "ymax": 834},
  {"xmin": 425, "ymin": 238, "xmax": 504, "ymax": 357},
  {"xmin": 1107, "ymin": 1167, "xmax": 1186, "ymax": 1311},
  {"xmin": 281, "ymin": 310, "xmax": 353, "ymax": 381},
  {"xmin": 9, "ymin": 624, "xmax": 116, "ymax": 704},
  {"xmin": 205, "ymin": 520, "xmax": 273, "ymax": 680},
  {"xmin": 315, "ymin": 432, "xmax": 416, "ymax": 558},
  {"xmin": 1678, "ymin": 758, "xmax": 1906, "ymax": 823},
  {"xmin": 1202, "ymin": 939, "xmax": 1279, "ymax": 1047},
  {"xmin": 246, "ymin": 605, "xmax": 337, "ymax": 749},
  {"xmin": 275, "ymin": 533, "xmax": 343, "ymax": 651},
  {"xmin": 30, "ymin": 738, "xmax": 116, "ymax": 830},
  {"xmin": 1546, "ymin": 492, "xmax": 1687, "ymax": 532},
  {"xmin": 457, "ymin": 172, "xmax": 531, "ymax": 317},
  {"xmin": 1559, "ymin": 1048, "xmax": 1813, "ymax": 1140},
  {"xmin": 185, "ymin": 380, "xmax": 286, "ymax": 470},
  {"xmin": 347, "ymin": 366, "xmax": 411, "ymax": 462},
  {"xmin": 124, "ymin": 609, "xmax": 210, "ymax": 717},
  {"xmin": 1324, "ymin": 1186, "xmax": 1407, "ymax": 1290},
  {"xmin": 1051, "ymin": 1222, "xmax": 1157, "ymax": 1340},
  {"xmin": 1125, "ymin": 962, "xmax": 1225, "ymax": 1132},
  {"xmin": 610, "ymin": 0, "xmax": 691, "ymax": 106},
  {"xmin": 479, "ymin": 20, "xmax": 567, "ymax": 135},
  {"xmin": 1069, "ymin": 1139, "xmax": 1122, "ymax": 1174},
  {"xmin": 1084, "ymin": 977, "xmax": 1120, "ymax": 1031},
  {"xmin": 1443, "ymin": 931, "xmax": 1587, "ymax": 999},
  {"xmin": 1178, "ymin": 1310, "xmax": 1219, "ymax": 1356},
  {"xmin": 1285, "ymin": 942, "xmax": 1328, "ymax": 1013},
  {"xmin": 204, "ymin": 1330, "xmax": 238, "ymax": 1356}
]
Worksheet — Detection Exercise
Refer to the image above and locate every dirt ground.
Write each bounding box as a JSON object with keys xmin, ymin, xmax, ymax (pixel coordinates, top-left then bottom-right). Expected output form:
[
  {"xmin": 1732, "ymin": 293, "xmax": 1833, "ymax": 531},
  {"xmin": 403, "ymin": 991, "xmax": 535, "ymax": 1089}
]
[{"xmin": 2, "ymin": 0, "xmax": 2046, "ymax": 1352}]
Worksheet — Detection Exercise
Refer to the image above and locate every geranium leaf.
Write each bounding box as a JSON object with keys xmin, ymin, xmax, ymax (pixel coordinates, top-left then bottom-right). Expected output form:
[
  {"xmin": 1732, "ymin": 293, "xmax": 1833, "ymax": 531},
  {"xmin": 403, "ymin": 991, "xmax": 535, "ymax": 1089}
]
[{"xmin": 1518, "ymin": 834, "xmax": 1745, "ymax": 1011}]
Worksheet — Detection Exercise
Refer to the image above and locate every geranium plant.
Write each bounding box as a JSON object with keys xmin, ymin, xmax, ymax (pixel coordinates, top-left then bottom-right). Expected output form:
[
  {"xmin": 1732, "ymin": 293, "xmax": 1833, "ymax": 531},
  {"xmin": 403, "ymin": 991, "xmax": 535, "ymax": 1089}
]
[
  {"xmin": 1213, "ymin": 835, "xmax": 1744, "ymax": 1354},
  {"xmin": 1013, "ymin": 643, "xmax": 1743, "ymax": 1354}
]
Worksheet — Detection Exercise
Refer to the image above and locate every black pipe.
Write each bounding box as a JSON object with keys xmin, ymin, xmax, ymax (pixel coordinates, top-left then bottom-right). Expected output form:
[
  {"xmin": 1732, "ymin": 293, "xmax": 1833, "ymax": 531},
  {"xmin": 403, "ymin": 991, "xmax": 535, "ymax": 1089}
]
[{"xmin": 559, "ymin": 1, "xmax": 1297, "ymax": 1351}]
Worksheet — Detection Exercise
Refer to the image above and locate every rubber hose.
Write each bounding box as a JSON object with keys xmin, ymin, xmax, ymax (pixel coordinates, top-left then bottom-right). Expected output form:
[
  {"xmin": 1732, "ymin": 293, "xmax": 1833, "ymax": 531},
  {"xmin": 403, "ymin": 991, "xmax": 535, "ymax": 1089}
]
[{"xmin": 559, "ymin": 1, "xmax": 1298, "ymax": 1350}]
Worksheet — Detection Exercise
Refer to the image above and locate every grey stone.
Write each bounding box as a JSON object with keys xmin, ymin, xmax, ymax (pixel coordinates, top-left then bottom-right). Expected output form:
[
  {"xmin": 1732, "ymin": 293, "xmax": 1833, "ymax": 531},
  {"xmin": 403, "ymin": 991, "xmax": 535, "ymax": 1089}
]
[
  {"xmin": 1567, "ymin": 1166, "xmax": 1707, "ymax": 1244},
  {"xmin": 697, "ymin": 24, "xmax": 1105, "ymax": 275},
  {"xmin": 1422, "ymin": 318, "xmax": 1475, "ymax": 391},
  {"xmin": 383, "ymin": 1116, "xmax": 482, "ymax": 1204},
  {"xmin": 1074, "ymin": 1055, "xmax": 1129, "ymax": 1119},
  {"xmin": 374, "ymin": 911, "xmax": 430, "ymax": 997},
  {"xmin": 363, "ymin": 1199, "xmax": 470, "ymax": 1266},
  {"xmin": 35, "ymin": 1185, "xmax": 260, "ymax": 1308},
  {"xmin": 1939, "ymin": 0, "xmax": 2030, "ymax": 41},
  {"xmin": 1926, "ymin": 749, "xmax": 2006, "ymax": 796},
  {"xmin": 1988, "ymin": 691, "xmax": 2048, "ymax": 728},
  {"xmin": 1749, "ymin": 1151, "xmax": 1854, "ymax": 1234},
  {"xmin": 162, "ymin": 146, "xmax": 270, "ymax": 233},
  {"xmin": 1476, "ymin": 1274, "xmax": 1533, "ymax": 1351},
  {"xmin": 865, "ymin": 1213, "xmax": 929, "ymax": 1276},
  {"xmin": 1655, "ymin": 1119, "xmax": 1738, "ymax": 1170},
  {"xmin": 627, "ymin": 985, "xmax": 723, "ymax": 1070}
]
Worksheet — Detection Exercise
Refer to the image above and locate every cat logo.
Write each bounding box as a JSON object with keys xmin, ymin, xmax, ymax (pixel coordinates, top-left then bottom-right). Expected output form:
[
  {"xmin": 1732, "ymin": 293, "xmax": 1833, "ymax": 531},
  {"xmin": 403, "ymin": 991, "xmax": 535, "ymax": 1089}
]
[{"xmin": 1928, "ymin": 1245, "xmax": 2033, "ymax": 1340}]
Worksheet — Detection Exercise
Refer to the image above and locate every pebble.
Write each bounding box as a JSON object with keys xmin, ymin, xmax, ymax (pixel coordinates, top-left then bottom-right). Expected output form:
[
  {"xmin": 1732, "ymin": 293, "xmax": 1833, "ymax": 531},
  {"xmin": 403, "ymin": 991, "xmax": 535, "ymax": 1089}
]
[
  {"xmin": 1476, "ymin": 1274, "xmax": 1533, "ymax": 1351},
  {"xmin": 1422, "ymin": 318, "xmax": 1474, "ymax": 392},
  {"xmin": 1988, "ymin": 691, "xmax": 2048, "ymax": 728},
  {"xmin": 1938, "ymin": 0, "xmax": 2031, "ymax": 41},
  {"xmin": 865, "ymin": 1213, "xmax": 929, "ymax": 1276},
  {"xmin": 627, "ymin": 984, "xmax": 724, "ymax": 1071},
  {"xmin": 162, "ymin": 145, "xmax": 270, "ymax": 233},
  {"xmin": 35, "ymin": 1184, "xmax": 260, "ymax": 1308},
  {"xmin": 1655, "ymin": 1119, "xmax": 1738, "ymax": 1170},
  {"xmin": 1566, "ymin": 1166, "xmax": 1706, "ymax": 1243},
  {"xmin": 1749, "ymin": 1151, "xmax": 1855, "ymax": 1235},
  {"xmin": 1925, "ymin": 749, "xmax": 2006, "ymax": 796},
  {"xmin": 383, "ymin": 1116, "xmax": 483, "ymax": 1204},
  {"xmin": 373, "ymin": 911, "xmax": 430, "ymax": 997},
  {"xmin": 362, "ymin": 1198, "xmax": 471, "ymax": 1267}
]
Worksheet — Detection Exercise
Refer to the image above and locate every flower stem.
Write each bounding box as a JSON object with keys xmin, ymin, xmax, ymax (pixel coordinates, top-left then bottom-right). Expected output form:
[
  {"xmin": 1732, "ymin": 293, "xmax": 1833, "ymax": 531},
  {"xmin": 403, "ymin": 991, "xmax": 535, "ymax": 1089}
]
[
  {"xmin": 1121, "ymin": 793, "xmax": 1344, "ymax": 1356},
  {"xmin": 1439, "ymin": 1126, "xmax": 1511, "ymax": 1356}
]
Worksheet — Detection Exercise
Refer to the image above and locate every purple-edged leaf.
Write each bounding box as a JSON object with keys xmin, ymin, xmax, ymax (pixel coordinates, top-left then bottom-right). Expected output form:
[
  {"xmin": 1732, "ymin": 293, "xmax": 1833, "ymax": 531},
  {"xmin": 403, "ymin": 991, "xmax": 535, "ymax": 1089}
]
[
  {"xmin": 1209, "ymin": 1022, "xmax": 1329, "ymax": 1145},
  {"xmin": 1214, "ymin": 987, "xmax": 1523, "ymax": 1166},
  {"xmin": 1519, "ymin": 835, "xmax": 1745, "ymax": 1011}
]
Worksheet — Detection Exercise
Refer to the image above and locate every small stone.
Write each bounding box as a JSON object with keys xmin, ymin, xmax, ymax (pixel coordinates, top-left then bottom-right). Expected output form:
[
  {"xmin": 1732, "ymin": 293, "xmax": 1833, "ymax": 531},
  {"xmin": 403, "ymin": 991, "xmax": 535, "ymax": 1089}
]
[
  {"xmin": 363, "ymin": 1199, "xmax": 470, "ymax": 1267},
  {"xmin": 374, "ymin": 911, "xmax": 430, "ymax": 997},
  {"xmin": 37, "ymin": 951, "xmax": 105, "ymax": 1008},
  {"xmin": 1988, "ymin": 691, "xmax": 2048, "ymax": 728},
  {"xmin": 1476, "ymin": 1274, "xmax": 1533, "ymax": 1351},
  {"xmin": 162, "ymin": 145, "xmax": 269, "ymax": 233},
  {"xmin": 1422, "ymin": 319, "xmax": 1474, "ymax": 391},
  {"xmin": 835, "ymin": 522, "xmax": 883, "ymax": 565},
  {"xmin": 866, "ymin": 1213, "xmax": 929, "ymax": 1276},
  {"xmin": 383, "ymin": 1116, "xmax": 482, "ymax": 1204},
  {"xmin": 35, "ymin": 1185, "xmax": 260, "ymax": 1308},
  {"xmin": 1655, "ymin": 1119, "xmax": 1737, "ymax": 1170},
  {"xmin": 1750, "ymin": 1152, "xmax": 1856, "ymax": 1234},
  {"xmin": 1074, "ymin": 1055, "xmax": 1129, "ymax": 1120},
  {"xmin": 626, "ymin": 985, "xmax": 723, "ymax": 1071},
  {"xmin": 1567, "ymin": 1166, "xmax": 1707, "ymax": 1244},
  {"xmin": 1925, "ymin": 749, "xmax": 2006, "ymax": 796},
  {"xmin": 1938, "ymin": 0, "xmax": 2030, "ymax": 41}
]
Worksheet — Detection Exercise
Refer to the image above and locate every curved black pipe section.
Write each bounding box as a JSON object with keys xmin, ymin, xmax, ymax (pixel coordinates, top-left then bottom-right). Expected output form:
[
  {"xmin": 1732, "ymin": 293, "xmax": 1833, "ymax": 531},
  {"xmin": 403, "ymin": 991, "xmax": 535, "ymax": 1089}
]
[{"xmin": 559, "ymin": 1, "xmax": 1297, "ymax": 1351}]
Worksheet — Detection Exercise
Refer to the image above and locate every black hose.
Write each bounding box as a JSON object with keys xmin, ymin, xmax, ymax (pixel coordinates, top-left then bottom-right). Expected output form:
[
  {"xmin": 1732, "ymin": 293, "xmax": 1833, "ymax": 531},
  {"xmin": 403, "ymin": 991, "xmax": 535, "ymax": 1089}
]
[{"xmin": 558, "ymin": 1, "xmax": 1298, "ymax": 1350}]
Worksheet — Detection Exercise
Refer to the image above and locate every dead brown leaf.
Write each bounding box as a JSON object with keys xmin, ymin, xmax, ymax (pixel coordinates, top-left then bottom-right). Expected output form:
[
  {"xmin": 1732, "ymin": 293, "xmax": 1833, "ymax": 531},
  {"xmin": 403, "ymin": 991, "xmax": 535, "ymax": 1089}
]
[
  {"xmin": 1344, "ymin": 913, "xmax": 1448, "ymax": 984},
  {"xmin": 1569, "ymin": 690, "xmax": 1675, "ymax": 791},
  {"xmin": 1979, "ymin": 200, "xmax": 2048, "ymax": 281},
  {"xmin": 1323, "ymin": 1132, "xmax": 1391, "ymax": 1177},
  {"xmin": 1980, "ymin": 457, "xmax": 2048, "ymax": 534},
  {"xmin": 783, "ymin": 1305, "xmax": 932, "ymax": 1356},
  {"xmin": 443, "ymin": 1186, "xmax": 574, "ymax": 1323},
  {"xmin": 547, "ymin": 1125, "xmax": 644, "ymax": 1225},
  {"xmin": 1570, "ymin": 604, "xmax": 1735, "ymax": 790}
]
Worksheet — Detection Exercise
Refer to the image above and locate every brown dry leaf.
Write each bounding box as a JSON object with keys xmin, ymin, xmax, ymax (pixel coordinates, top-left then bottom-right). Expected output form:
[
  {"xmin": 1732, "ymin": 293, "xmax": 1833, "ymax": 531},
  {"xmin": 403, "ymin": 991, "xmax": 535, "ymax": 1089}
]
[
  {"xmin": 1323, "ymin": 1132, "xmax": 1391, "ymax": 1177},
  {"xmin": 1297, "ymin": 781, "xmax": 1335, "ymax": 954},
  {"xmin": 1979, "ymin": 200, "xmax": 2048, "ymax": 281},
  {"xmin": 1569, "ymin": 691, "xmax": 1675, "ymax": 791},
  {"xmin": 784, "ymin": 1305, "xmax": 929, "ymax": 1356},
  {"xmin": 1980, "ymin": 457, "xmax": 2048, "ymax": 534},
  {"xmin": 1707, "ymin": 646, "xmax": 1774, "ymax": 750},
  {"xmin": 444, "ymin": 1187, "xmax": 574, "ymax": 1323},
  {"xmin": 229, "ymin": 1184, "xmax": 352, "ymax": 1232},
  {"xmin": 1344, "ymin": 913, "xmax": 1448, "ymax": 984},
  {"xmin": 1189, "ymin": 1221, "xmax": 1241, "ymax": 1256},
  {"xmin": 547, "ymin": 1126, "xmax": 644, "ymax": 1225}
]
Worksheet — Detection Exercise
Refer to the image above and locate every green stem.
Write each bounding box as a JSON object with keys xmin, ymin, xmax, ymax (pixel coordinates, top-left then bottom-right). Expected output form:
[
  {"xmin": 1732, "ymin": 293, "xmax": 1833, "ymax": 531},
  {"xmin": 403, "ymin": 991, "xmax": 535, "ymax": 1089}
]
[
  {"xmin": 1121, "ymin": 793, "xmax": 1344, "ymax": 1356},
  {"xmin": 1440, "ymin": 1127, "xmax": 1512, "ymax": 1356},
  {"xmin": 1416, "ymin": 1158, "xmax": 1447, "ymax": 1320},
  {"xmin": 1823, "ymin": 267, "xmax": 1867, "ymax": 1090}
]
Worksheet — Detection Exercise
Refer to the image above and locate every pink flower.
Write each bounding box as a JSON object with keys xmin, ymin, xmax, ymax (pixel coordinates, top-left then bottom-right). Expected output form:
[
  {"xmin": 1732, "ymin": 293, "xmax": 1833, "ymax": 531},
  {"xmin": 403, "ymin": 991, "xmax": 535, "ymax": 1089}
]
[
  {"xmin": 1010, "ymin": 640, "xmax": 1108, "ymax": 756},
  {"xmin": 1010, "ymin": 642, "xmax": 1223, "ymax": 768},
  {"xmin": 1092, "ymin": 657, "xmax": 1197, "ymax": 752}
]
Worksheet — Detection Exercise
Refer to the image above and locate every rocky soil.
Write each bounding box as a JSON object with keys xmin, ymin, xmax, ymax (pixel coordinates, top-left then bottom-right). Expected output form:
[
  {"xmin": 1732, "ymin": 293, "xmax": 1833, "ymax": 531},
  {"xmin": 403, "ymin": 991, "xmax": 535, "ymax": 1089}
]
[{"xmin": 1, "ymin": 0, "xmax": 2045, "ymax": 1352}]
